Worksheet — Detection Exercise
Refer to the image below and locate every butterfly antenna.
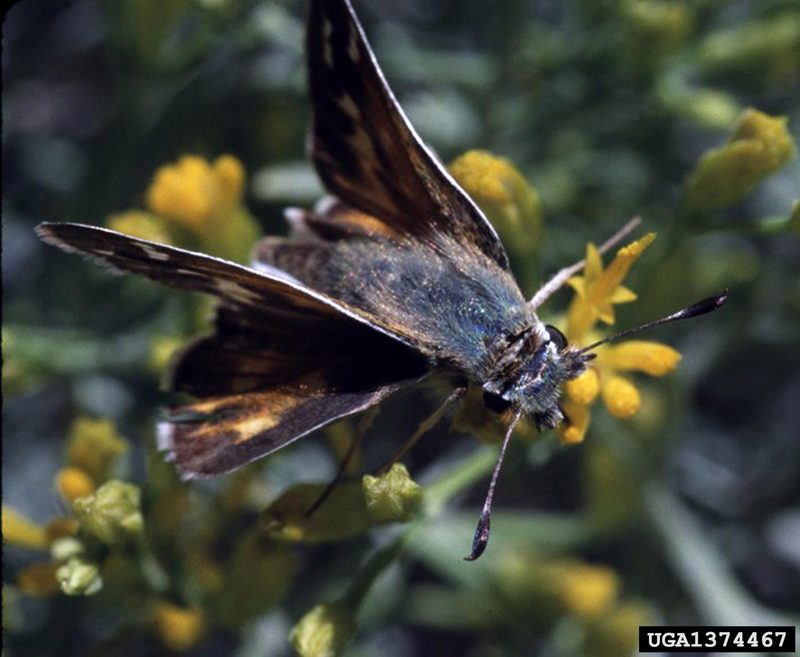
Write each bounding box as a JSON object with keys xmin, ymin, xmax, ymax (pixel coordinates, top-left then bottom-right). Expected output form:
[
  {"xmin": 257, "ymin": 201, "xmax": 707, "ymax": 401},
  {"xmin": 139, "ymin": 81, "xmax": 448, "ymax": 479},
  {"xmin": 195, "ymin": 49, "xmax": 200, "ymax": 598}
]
[
  {"xmin": 578, "ymin": 289, "xmax": 729, "ymax": 355},
  {"xmin": 465, "ymin": 411, "xmax": 523, "ymax": 561}
]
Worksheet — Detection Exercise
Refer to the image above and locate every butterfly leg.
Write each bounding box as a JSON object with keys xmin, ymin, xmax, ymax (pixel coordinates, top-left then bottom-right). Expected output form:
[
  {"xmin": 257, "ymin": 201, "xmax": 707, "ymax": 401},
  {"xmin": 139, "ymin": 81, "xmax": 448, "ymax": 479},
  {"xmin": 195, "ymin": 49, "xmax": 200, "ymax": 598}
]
[
  {"xmin": 374, "ymin": 387, "xmax": 467, "ymax": 475},
  {"xmin": 305, "ymin": 407, "xmax": 380, "ymax": 517},
  {"xmin": 528, "ymin": 216, "xmax": 642, "ymax": 309}
]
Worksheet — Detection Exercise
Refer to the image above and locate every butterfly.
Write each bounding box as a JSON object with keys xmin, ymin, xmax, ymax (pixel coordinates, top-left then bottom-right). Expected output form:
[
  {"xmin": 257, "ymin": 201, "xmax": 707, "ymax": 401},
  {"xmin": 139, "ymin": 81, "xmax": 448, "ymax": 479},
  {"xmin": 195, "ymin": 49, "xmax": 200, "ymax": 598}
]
[{"xmin": 36, "ymin": 0, "xmax": 726, "ymax": 559}]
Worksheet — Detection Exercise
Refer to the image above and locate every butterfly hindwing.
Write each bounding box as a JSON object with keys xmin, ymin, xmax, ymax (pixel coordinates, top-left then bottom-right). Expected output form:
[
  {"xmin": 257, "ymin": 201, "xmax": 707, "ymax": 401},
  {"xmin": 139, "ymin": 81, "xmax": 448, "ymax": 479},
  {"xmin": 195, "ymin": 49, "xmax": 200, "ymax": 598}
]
[
  {"xmin": 307, "ymin": 0, "xmax": 511, "ymax": 271},
  {"xmin": 158, "ymin": 381, "xmax": 416, "ymax": 478}
]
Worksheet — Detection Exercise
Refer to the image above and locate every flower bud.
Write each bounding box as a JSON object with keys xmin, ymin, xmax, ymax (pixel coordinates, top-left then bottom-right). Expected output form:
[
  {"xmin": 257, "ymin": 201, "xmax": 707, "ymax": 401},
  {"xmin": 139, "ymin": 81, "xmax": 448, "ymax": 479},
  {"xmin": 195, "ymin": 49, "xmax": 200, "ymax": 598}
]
[
  {"xmin": 290, "ymin": 602, "xmax": 357, "ymax": 657},
  {"xmin": 56, "ymin": 467, "xmax": 95, "ymax": 503},
  {"xmin": 603, "ymin": 341, "xmax": 681, "ymax": 376},
  {"xmin": 449, "ymin": 150, "xmax": 542, "ymax": 255},
  {"xmin": 601, "ymin": 376, "xmax": 641, "ymax": 418},
  {"xmin": 56, "ymin": 557, "xmax": 102, "ymax": 596},
  {"xmin": 153, "ymin": 602, "xmax": 206, "ymax": 652},
  {"xmin": 66, "ymin": 417, "xmax": 128, "ymax": 484},
  {"xmin": 684, "ymin": 109, "xmax": 796, "ymax": 213},
  {"xmin": 145, "ymin": 154, "xmax": 259, "ymax": 261},
  {"xmin": 73, "ymin": 480, "xmax": 143, "ymax": 545},
  {"xmin": 362, "ymin": 463, "xmax": 423, "ymax": 524},
  {"xmin": 50, "ymin": 536, "xmax": 85, "ymax": 562}
]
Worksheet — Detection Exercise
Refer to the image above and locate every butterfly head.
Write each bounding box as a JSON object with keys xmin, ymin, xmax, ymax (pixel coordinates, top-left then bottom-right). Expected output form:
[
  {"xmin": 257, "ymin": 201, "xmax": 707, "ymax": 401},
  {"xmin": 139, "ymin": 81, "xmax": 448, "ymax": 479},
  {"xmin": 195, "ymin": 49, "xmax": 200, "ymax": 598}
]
[
  {"xmin": 484, "ymin": 324, "xmax": 590, "ymax": 430},
  {"xmin": 511, "ymin": 325, "xmax": 589, "ymax": 429}
]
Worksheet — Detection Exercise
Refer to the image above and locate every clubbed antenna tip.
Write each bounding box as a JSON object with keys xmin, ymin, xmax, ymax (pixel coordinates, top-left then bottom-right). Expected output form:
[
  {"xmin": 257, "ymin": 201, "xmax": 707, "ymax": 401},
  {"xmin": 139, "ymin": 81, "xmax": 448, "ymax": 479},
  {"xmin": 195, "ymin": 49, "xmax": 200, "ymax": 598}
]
[{"xmin": 464, "ymin": 412, "xmax": 522, "ymax": 561}]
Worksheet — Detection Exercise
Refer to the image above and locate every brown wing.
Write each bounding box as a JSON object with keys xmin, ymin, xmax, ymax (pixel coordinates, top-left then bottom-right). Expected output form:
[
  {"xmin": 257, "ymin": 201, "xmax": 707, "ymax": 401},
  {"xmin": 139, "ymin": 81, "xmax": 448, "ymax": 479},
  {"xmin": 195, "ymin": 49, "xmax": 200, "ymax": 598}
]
[
  {"xmin": 36, "ymin": 222, "xmax": 429, "ymax": 478},
  {"xmin": 307, "ymin": 0, "xmax": 511, "ymax": 270},
  {"xmin": 36, "ymin": 222, "xmax": 408, "ymax": 345},
  {"xmin": 157, "ymin": 383, "xmax": 411, "ymax": 479}
]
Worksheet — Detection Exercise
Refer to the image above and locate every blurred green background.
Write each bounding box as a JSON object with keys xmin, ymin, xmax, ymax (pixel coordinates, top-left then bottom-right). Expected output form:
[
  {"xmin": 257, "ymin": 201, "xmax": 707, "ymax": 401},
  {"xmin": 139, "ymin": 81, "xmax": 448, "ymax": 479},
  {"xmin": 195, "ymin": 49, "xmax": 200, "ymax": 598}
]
[{"xmin": 3, "ymin": 0, "xmax": 799, "ymax": 656}]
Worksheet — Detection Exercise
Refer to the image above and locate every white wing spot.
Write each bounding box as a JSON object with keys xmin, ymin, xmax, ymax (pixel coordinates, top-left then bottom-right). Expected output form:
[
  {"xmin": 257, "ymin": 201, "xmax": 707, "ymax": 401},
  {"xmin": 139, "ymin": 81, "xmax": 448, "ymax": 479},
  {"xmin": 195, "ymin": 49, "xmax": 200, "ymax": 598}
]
[
  {"xmin": 216, "ymin": 279, "xmax": 261, "ymax": 305},
  {"xmin": 347, "ymin": 30, "xmax": 360, "ymax": 62},
  {"xmin": 140, "ymin": 244, "xmax": 170, "ymax": 261},
  {"xmin": 251, "ymin": 261, "xmax": 303, "ymax": 285},
  {"xmin": 156, "ymin": 421, "xmax": 175, "ymax": 453}
]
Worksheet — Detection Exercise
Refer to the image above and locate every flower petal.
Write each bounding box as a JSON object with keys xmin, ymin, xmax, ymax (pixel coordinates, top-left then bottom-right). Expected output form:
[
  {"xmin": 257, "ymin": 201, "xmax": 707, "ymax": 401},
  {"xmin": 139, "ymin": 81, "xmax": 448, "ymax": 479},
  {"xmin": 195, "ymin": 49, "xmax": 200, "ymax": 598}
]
[
  {"xmin": 557, "ymin": 399, "xmax": 592, "ymax": 444},
  {"xmin": 601, "ymin": 233, "xmax": 656, "ymax": 296},
  {"xmin": 604, "ymin": 341, "xmax": 682, "ymax": 376},
  {"xmin": 2, "ymin": 507, "xmax": 48, "ymax": 550},
  {"xmin": 565, "ymin": 368, "xmax": 600, "ymax": 405},
  {"xmin": 584, "ymin": 243, "xmax": 603, "ymax": 282},
  {"xmin": 608, "ymin": 285, "xmax": 638, "ymax": 304},
  {"xmin": 602, "ymin": 376, "xmax": 642, "ymax": 418}
]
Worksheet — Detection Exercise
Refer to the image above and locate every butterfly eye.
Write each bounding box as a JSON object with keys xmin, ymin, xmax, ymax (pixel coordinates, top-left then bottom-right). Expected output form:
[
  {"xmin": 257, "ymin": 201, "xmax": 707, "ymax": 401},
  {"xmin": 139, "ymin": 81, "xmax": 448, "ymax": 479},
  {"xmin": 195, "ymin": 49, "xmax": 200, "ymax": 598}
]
[{"xmin": 545, "ymin": 325, "xmax": 568, "ymax": 351}]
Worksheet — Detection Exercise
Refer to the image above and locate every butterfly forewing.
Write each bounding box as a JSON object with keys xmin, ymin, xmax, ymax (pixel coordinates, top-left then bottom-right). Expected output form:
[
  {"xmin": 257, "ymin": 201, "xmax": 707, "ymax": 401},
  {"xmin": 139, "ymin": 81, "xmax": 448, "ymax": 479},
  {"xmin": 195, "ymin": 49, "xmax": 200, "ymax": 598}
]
[
  {"xmin": 36, "ymin": 222, "xmax": 429, "ymax": 477},
  {"xmin": 307, "ymin": 0, "xmax": 511, "ymax": 271}
]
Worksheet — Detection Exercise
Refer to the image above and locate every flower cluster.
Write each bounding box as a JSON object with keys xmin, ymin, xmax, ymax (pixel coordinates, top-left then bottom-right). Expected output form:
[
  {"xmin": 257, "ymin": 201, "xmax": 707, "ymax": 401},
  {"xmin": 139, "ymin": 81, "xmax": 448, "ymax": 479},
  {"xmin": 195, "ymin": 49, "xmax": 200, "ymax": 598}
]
[
  {"xmin": 4, "ymin": 417, "xmax": 141, "ymax": 597},
  {"xmin": 4, "ymin": 413, "xmax": 425, "ymax": 654},
  {"xmin": 559, "ymin": 235, "xmax": 681, "ymax": 443},
  {"xmin": 107, "ymin": 154, "xmax": 260, "ymax": 262}
]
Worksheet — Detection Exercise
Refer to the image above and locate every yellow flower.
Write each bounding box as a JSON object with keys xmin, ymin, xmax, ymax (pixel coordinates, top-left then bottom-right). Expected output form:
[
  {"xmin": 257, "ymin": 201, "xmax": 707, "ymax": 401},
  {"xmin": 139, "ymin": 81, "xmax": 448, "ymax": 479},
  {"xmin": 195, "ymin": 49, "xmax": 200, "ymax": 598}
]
[
  {"xmin": 564, "ymin": 368, "xmax": 600, "ymax": 405},
  {"xmin": 56, "ymin": 556, "xmax": 102, "ymax": 596},
  {"xmin": 557, "ymin": 235, "xmax": 682, "ymax": 443},
  {"xmin": 56, "ymin": 467, "xmax": 96, "ymax": 503},
  {"xmin": 449, "ymin": 149, "xmax": 543, "ymax": 293},
  {"xmin": 559, "ymin": 398, "xmax": 592, "ymax": 444},
  {"xmin": 495, "ymin": 552, "xmax": 620, "ymax": 621},
  {"xmin": 66, "ymin": 416, "xmax": 128, "ymax": 484},
  {"xmin": 449, "ymin": 150, "xmax": 542, "ymax": 256},
  {"xmin": 153, "ymin": 602, "xmax": 206, "ymax": 652},
  {"xmin": 72, "ymin": 480, "xmax": 144, "ymax": 545},
  {"xmin": 556, "ymin": 562, "xmax": 620, "ymax": 619},
  {"xmin": 684, "ymin": 109, "xmax": 796, "ymax": 213},
  {"xmin": 560, "ymin": 340, "xmax": 681, "ymax": 442},
  {"xmin": 148, "ymin": 155, "xmax": 231, "ymax": 230},
  {"xmin": 290, "ymin": 602, "xmax": 357, "ymax": 657},
  {"xmin": 602, "ymin": 340, "xmax": 683, "ymax": 376},
  {"xmin": 143, "ymin": 154, "xmax": 258, "ymax": 261},
  {"xmin": 566, "ymin": 233, "xmax": 655, "ymax": 340},
  {"xmin": 2, "ymin": 507, "xmax": 48, "ymax": 550}
]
